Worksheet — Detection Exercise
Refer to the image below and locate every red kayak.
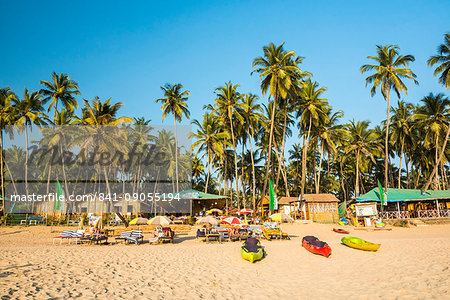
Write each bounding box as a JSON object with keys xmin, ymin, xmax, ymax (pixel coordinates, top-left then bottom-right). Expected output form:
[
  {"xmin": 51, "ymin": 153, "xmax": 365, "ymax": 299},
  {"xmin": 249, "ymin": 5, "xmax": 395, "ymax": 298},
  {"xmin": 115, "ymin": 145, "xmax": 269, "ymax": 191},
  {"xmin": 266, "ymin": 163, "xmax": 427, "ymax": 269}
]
[
  {"xmin": 333, "ymin": 228, "xmax": 349, "ymax": 234},
  {"xmin": 302, "ymin": 236, "xmax": 332, "ymax": 257}
]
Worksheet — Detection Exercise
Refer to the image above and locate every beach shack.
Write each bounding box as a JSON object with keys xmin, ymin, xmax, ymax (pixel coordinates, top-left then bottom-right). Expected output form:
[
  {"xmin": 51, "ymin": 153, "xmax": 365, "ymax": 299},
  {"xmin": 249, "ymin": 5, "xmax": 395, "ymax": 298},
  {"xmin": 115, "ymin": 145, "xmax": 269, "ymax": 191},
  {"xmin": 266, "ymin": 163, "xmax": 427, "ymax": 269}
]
[
  {"xmin": 176, "ymin": 189, "xmax": 228, "ymax": 216},
  {"xmin": 356, "ymin": 188, "xmax": 450, "ymax": 219},
  {"xmin": 299, "ymin": 194, "xmax": 340, "ymax": 222},
  {"xmin": 261, "ymin": 196, "xmax": 298, "ymax": 214}
]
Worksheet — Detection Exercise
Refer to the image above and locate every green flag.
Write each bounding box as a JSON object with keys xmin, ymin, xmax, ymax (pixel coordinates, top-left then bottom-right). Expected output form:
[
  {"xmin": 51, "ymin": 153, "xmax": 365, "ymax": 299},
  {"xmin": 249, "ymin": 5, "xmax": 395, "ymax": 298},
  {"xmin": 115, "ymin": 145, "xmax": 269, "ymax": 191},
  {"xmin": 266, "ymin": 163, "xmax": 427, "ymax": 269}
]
[
  {"xmin": 269, "ymin": 179, "xmax": 278, "ymax": 210},
  {"xmin": 54, "ymin": 180, "xmax": 64, "ymax": 211},
  {"xmin": 377, "ymin": 180, "xmax": 387, "ymax": 206}
]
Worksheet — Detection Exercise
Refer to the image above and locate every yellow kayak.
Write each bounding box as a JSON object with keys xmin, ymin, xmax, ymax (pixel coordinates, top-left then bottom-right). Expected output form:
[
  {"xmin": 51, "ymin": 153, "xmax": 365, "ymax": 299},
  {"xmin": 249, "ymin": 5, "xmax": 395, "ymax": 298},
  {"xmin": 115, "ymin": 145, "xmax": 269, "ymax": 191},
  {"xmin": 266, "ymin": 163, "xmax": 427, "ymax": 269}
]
[
  {"xmin": 241, "ymin": 238, "xmax": 264, "ymax": 263},
  {"xmin": 341, "ymin": 237, "xmax": 381, "ymax": 251}
]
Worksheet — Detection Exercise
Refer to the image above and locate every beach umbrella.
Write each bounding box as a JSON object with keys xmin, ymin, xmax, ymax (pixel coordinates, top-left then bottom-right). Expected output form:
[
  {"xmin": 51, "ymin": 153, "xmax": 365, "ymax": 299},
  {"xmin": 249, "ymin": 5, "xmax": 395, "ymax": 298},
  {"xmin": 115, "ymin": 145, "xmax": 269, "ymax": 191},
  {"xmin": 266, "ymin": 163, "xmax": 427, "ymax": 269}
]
[
  {"xmin": 196, "ymin": 216, "xmax": 219, "ymax": 225},
  {"xmin": 269, "ymin": 213, "xmax": 293, "ymax": 222},
  {"xmin": 222, "ymin": 216, "xmax": 245, "ymax": 225},
  {"xmin": 129, "ymin": 217, "xmax": 149, "ymax": 225},
  {"xmin": 147, "ymin": 216, "xmax": 171, "ymax": 226},
  {"xmin": 207, "ymin": 208, "xmax": 223, "ymax": 215},
  {"xmin": 238, "ymin": 208, "xmax": 254, "ymax": 215}
]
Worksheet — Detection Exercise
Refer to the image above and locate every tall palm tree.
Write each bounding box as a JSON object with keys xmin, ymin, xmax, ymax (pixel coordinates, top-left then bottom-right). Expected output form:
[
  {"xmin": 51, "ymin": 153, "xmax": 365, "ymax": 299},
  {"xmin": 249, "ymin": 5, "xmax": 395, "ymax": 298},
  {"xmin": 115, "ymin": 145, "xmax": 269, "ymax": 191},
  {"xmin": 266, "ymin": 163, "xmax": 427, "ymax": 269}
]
[
  {"xmin": 252, "ymin": 42, "xmax": 303, "ymax": 208},
  {"xmin": 296, "ymin": 80, "xmax": 328, "ymax": 202},
  {"xmin": 13, "ymin": 89, "xmax": 46, "ymax": 202},
  {"xmin": 155, "ymin": 83, "xmax": 190, "ymax": 193},
  {"xmin": 361, "ymin": 45, "xmax": 418, "ymax": 200},
  {"xmin": 79, "ymin": 97, "xmax": 133, "ymax": 215},
  {"xmin": 390, "ymin": 101, "xmax": 415, "ymax": 188},
  {"xmin": 39, "ymin": 109, "xmax": 78, "ymax": 206},
  {"xmin": 190, "ymin": 113, "xmax": 229, "ymax": 193},
  {"xmin": 311, "ymin": 108, "xmax": 347, "ymax": 193},
  {"xmin": 213, "ymin": 82, "xmax": 244, "ymax": 208},
  {"xmin": 428, "ymin": 33, "xmax": 450, "ymax": 89},
  {"xmin": 0, "ymin": 88, "xmax": 17, "ymax": 210},
  {"xmin": 344, "ymin": 120, "xmax": 379, "ymax": 197},
  {"xmin": 413, "ymin": 93, "xmax": 450, "ymax": 191},
  {"xmin": 40, "ymin": 72, "xmax": 80, "ymax": 120},
  {"xmin": 241, "ymin": 93, "xmax": 263, "ymax": 210}
]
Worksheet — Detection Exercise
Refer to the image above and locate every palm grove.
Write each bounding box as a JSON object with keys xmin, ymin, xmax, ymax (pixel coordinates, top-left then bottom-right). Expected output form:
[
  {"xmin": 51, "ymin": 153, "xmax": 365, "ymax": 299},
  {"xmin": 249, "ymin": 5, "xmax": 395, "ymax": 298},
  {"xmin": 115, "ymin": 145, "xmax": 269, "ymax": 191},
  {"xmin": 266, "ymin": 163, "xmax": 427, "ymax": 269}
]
[{"xmin": 1, "ymin": 33, "xmax": 449, "ymax": 214}]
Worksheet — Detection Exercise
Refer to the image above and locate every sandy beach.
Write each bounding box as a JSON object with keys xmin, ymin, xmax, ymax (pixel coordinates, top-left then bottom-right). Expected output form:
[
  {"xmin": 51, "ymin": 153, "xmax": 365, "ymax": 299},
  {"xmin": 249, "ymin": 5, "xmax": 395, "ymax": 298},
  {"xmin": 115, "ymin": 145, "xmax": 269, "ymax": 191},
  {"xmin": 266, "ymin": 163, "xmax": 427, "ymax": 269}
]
[{"xmin": 0, "ymin": 223, "xmax": 449, "ymax": 299}]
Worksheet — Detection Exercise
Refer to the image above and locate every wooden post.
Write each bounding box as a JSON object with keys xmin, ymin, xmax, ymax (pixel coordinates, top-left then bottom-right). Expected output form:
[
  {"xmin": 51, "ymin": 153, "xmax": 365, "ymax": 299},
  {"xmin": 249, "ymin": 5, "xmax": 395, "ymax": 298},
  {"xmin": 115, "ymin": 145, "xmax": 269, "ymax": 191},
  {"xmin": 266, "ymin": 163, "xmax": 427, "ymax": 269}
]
[{"xmin": 436, "ymin": 200, "xmax": 440, "ymax": 217}]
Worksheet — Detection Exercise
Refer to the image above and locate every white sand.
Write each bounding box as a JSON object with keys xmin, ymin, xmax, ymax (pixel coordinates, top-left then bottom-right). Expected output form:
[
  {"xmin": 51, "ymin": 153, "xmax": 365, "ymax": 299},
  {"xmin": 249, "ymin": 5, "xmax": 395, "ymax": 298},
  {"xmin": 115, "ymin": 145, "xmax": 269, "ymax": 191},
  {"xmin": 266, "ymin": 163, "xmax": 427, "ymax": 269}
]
[{"xmin": 0, "ymin": 223, "xmax": 449, "ymax": 299}]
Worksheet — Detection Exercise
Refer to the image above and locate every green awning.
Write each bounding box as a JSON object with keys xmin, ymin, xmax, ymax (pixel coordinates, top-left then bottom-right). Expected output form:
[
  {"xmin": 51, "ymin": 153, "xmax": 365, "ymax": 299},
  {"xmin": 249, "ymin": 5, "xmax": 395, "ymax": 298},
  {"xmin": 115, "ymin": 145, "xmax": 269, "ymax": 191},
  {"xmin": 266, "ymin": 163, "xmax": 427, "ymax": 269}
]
[
  {"xmin": 167, "ymin": 189, "xmax": 228, "ymax": 200},
  {"xmin": 356, "ymin": 188, "xmax": 450, "ymax": 202}
]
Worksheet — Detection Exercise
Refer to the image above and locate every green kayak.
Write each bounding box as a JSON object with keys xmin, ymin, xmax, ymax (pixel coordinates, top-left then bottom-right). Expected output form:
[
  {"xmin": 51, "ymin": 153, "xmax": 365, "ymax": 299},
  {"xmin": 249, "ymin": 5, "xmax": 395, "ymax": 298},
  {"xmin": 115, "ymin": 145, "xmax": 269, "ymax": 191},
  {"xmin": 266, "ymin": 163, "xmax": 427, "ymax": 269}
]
[{"xmin": 341, "ymin": 236, "xmax": 381, "ymax": 251}]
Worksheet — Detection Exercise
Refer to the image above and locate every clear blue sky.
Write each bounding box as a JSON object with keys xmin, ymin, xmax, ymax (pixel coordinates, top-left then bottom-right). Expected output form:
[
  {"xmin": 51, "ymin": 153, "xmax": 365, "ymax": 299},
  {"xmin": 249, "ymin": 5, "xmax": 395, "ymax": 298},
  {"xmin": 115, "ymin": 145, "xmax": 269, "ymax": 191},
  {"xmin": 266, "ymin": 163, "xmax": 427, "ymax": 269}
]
[{"xmin": 1, "ymin": 0, "xmax": 449, "ymax": 139}]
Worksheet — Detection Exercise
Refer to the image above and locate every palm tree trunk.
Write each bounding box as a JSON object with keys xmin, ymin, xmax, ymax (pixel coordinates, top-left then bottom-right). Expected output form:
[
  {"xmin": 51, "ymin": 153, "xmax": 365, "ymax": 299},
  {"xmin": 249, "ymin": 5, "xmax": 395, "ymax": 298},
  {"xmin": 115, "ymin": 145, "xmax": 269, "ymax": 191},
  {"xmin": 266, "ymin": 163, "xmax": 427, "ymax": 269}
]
[
  {"xmin": 241, "ymin": 141, "xmax": 246, "ymax": 209},
  {"xmin": 173, "ymin": 116, "xmax": 179, "ymax": 193},
  {"xmin": 4, "ymin": 159, "xmax": 17, "ymax": 195},
  {"xmin": 383, "ymin": 83, "xmax": 392, "ymax": 213},
  {"xmin": 316, "ymin": 141, "xmax": 324, "ymax": 194},
  {"xmin": 205, "ymin": 147, "xmax": 211, "ymax": 193},
  {"xmin": 300, "ymin": 115, "xmax": 312, "ymax": 204},
  {"xmin": 339, "ymin": 158, "xmax": 346, "ymax": 202},
  {"xmin": 260, "ymin": 85, "xmax": 278, "ymax": 215},
  {"xmin": 414, "ymin": 165, "xmax": 422, "ymax": 189},
  {"xmin": 25, "ymin": 126, "xmax": 29, "ymax": 202},
  {"xmin": 355, "ymin": 150, "xmax": 360, "ymax": 196},
  {"xmin": 229, "ymin": 109, "xmax": 240, "ymax": 209},
  {"xmin": 434, "ymin": 135, "xmax": 440, "ymax": 189},
  {"xmin": 423, "ymin": 125, "xmax": 450, "ymax": 192},
  {"xmin": 406, "ymin": 155, "xmax": 410, "ymax": 189},
  {"xmin": 398, "ymin": 135, "xmax": 405, "ymax": 189},
  {"xmin": 275, "ymin": 105, "xmax": 288, "ymax": 189},
  {"xmin": 248, "ymin": 129, "xmax": 256, "ymax": 212},
  {"xmin": 0, "ymin": 129, "xmax": 4, "ymax": 212}
]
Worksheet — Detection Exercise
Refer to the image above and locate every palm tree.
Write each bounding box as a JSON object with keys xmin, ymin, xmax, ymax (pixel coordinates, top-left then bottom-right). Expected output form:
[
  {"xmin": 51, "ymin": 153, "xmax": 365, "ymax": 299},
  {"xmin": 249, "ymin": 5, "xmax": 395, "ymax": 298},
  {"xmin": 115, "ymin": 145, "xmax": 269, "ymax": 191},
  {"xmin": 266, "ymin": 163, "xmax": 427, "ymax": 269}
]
[
  {"xmin": 128, "ymin": 118, "xmax": 154, "ymax": 194},
  {"xmin": 40, "ymin": 72, "xmax": 80, "ymax": 119},
  {"xmin": 13, "ymin": 89, "xmax": 47, "ymax": 202},
  {"xmin": 190, "ymin": 113, "xmax": 229, "ymax": 193},
  {"xmin": 155, "ymin": 83, "xmax": 190, "ymax": 193},
  {"xmin": 361, "ymin": 45, "xmax": 418, "ymax": 200},
  {"xmin": 311, "ymin": 108, "xmax": 347, "ymax": 193},
  {"xmin": 296, "ymin": 80, "xmax": 328, "ymax": 202},
  {"xmin": 428, "ymin": 33, "xmax": 450, "ymax": 88},
  {"xmin": 390, "ymin": 101, "xmax": 415, "ymax": 188},
  {"xmin": 39, "ymin": 109, "xmax": 78, "ymax": 206},
  {"xmin": 241, "ymin": 93, "xmax": 263, "ymax": 211},
  {"xmin": 344, "ymin": 120, "xmax": 379, "ymax": 197},
  {"xmin": 79, "ymin": 97, "xmax": 133, "ymax": 215},
  {"xmin": 192, "ymin": 157, "xmax": 205, "ymax": 187},
  {"xmin": 252, "ymin": 42, "xmax": 304, "ymax": 208},
  {"xmin": 213, "ymin": 82, "xmax": 244, "ymax": 208},
  {"xmin": 0, "ymin": 88, "xmax": 17, "ymax": 210},
  {"xmin": 413, "ymin": 93, "xmax": 450, "ymax": 191}
]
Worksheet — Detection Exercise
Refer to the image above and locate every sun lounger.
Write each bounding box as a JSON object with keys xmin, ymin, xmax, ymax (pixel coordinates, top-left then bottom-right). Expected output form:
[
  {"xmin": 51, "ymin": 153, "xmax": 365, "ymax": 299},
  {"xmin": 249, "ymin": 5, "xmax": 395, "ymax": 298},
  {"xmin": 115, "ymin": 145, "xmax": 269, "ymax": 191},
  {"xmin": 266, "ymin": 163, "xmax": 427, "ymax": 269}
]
[
  {"xmin": 115, "ymin": 231, "xmax": 132, "ymax": 244},
  {"xmin": 20, "ymin": 216, "xmax": 35, "ymax": 225},
  {"xmin": 148, "ymin": 234, "xmax": 159, "ymax": 244},
  {"xmin": 53, "ymin": 229, "xmax": 85, "ymax": 245},
  {"xmin": 196, "ymin": 229, "xmax": 206, "ymax": 239},
  {"xmin": 159, "ymin": 227, "xmax": 174, "ymax": 243},
  {"xmin": 213, "ymin": 226, "xmax": 229, "ymax": 241},
  {"xmin": 89, "ymin": 234, "xmax": 108, "ymax": 245},
  {"xmin": 125, "ymin": 230, "xmax": 143, "ymax": 245}
]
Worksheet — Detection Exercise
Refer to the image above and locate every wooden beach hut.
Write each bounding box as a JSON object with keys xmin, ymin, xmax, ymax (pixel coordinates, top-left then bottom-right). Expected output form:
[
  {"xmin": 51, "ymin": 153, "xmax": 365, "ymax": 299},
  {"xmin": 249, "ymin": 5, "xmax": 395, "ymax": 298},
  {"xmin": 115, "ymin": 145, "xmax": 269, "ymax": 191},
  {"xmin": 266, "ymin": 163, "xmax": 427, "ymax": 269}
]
[
  {"xmin": 299, "ymin": 194, "xmax": 340, "ymax": 223},
  {"xmin": 356, "ymin": 188, "xmax": 450, "ymax": 219}
]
